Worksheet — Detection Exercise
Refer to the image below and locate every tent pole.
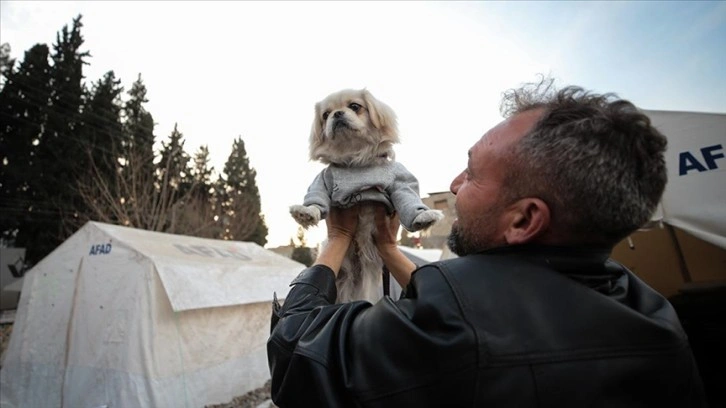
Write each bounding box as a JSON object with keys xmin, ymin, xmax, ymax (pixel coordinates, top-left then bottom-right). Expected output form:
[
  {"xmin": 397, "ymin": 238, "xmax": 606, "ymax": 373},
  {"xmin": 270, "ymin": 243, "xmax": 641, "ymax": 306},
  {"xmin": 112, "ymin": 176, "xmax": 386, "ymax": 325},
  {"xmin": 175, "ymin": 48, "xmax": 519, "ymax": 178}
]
[{"xmin": 666, "ymin": 224, "xmax": 692, "ymax": 283}]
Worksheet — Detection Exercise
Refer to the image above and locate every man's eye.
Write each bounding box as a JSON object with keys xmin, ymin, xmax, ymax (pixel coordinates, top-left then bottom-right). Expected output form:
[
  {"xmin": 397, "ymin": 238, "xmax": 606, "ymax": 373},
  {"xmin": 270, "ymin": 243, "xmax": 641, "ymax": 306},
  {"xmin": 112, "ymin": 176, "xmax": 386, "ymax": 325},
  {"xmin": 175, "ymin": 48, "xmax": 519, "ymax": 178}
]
[
  {"xmin": 349, "ymin": 103, "xmax": 361, "ymax": 112},
  {"xmin": 322, "ymin": 111, "xmax": 330, "ymax": 120}
]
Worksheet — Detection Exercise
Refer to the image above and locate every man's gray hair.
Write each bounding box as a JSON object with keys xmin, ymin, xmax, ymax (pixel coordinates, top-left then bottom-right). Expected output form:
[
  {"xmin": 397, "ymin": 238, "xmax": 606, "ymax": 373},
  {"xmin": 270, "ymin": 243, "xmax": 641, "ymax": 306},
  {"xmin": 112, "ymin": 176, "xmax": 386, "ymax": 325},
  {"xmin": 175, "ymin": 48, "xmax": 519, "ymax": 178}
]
[{"xmin": 500, "ymin": 78, "xmax": 668, "ymax": 245}]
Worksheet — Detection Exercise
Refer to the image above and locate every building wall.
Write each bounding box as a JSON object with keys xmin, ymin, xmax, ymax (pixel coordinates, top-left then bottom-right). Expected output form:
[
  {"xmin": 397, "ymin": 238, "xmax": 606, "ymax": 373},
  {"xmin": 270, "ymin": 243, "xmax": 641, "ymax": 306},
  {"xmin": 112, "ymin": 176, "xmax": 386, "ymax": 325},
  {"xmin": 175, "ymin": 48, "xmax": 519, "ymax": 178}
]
[{"xmin": 421, "ymin": 191, "xmax": 456, "ymax": 249}]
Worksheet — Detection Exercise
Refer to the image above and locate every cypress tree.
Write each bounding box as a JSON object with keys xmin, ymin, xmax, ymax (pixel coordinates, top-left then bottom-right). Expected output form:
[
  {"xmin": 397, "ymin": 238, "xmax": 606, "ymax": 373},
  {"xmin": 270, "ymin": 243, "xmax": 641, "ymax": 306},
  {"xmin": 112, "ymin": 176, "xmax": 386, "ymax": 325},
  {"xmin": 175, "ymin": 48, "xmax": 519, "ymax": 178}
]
[
  {"xmin": 27, "ymin": 15, "xmax": 90, "ymax": 262},
  {"xmin": 0, "ymin": 44, "xmax": 52, "ymax": 249},
  {"xmin": 0, "ymin": 43, "xmax": 15, "ymax": 88},
  {"xmin": 157, "ymin": 123, "xmax": 192, "ymax": 196},
  {"xmin": 123, "ymin": 74, "xmax": 155, "ymax": 177},
  {"xmin": 291, "ymin": 227, "xmax": 314, "ymax": 267},
  {"xmin": 167, "ymin": 144, "xmax": 221, "ymax": 238},
  {"xmin": 190, "ymin": 144, "xmax": 214, "ymax": 202},
  {"xmin": 81, "ymin": 71, "xmax": 124, "ymax": 182},
  {"xmin": 156, "ymin": 124, "xmax": 193, "ymax": 232},
  {"xmin": 220, "ymin": 136, "xmax": 268, "ymax": 245}
]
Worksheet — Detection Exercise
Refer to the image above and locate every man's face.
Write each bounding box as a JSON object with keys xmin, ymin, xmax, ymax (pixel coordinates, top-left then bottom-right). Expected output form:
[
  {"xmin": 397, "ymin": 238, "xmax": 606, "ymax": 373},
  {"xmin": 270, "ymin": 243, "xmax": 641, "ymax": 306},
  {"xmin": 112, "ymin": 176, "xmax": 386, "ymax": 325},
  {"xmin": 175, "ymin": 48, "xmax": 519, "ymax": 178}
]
[{"xmin": 447, "ymin": 109, "xmax": 542, "ymax": 256}]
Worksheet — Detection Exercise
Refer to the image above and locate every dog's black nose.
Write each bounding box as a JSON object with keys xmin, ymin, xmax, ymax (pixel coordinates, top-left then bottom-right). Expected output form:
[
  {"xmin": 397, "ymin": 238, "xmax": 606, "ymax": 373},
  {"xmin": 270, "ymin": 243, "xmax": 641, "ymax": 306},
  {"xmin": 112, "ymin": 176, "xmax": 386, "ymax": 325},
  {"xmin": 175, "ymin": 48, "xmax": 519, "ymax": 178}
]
[{"xmin": 334, "ymin": 111, "xmax": 344, "ymax": 118}]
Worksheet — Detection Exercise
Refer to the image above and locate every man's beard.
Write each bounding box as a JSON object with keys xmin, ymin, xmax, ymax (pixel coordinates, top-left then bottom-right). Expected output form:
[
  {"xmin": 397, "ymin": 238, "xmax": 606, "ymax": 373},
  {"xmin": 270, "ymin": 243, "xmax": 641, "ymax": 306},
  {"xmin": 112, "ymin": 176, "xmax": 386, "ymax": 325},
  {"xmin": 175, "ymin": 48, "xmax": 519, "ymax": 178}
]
[
  {"xmin": 447, "ymin": 207, "xmax": 506, "ymax": 256},
  {"xmin": 447, "ymin": 224, "xmax": 482, "ymax": 256}
]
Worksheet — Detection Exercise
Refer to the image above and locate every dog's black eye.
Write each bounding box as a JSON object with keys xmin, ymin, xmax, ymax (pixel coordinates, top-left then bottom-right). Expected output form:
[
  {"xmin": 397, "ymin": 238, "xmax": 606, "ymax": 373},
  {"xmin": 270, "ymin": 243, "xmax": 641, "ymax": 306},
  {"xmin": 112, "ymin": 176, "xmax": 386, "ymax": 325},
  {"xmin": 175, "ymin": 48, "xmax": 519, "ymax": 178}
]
[
  {"xmin": 322, "ymin": 111, "xmax": 330, "ymax": 120},
  {"xmin": 349, "ymin": 103, "xmax": 362, "ymax": 112}
]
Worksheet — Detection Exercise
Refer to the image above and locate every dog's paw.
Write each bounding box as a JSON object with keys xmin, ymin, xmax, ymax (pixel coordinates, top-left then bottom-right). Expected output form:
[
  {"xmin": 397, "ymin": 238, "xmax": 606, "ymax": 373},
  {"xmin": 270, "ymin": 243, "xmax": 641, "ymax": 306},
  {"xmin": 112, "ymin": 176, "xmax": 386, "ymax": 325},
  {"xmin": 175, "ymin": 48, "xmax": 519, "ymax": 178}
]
[
  {"xmin": 411, "ymin": 209, "xmax": 444, "ymax": 231},
  {"xmin": 290, "ymin": 205, "xmax": 321, "ymax": 228}
]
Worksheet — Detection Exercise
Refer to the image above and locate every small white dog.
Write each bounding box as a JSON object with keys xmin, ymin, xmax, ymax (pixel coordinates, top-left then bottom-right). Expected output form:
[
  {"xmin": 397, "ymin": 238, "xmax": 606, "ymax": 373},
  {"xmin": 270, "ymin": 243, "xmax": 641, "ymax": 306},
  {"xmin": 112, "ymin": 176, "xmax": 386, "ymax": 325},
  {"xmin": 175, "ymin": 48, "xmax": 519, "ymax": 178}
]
[{"xmin": 290, "ymin": 89, "xmax": 443, "ymax": 303}]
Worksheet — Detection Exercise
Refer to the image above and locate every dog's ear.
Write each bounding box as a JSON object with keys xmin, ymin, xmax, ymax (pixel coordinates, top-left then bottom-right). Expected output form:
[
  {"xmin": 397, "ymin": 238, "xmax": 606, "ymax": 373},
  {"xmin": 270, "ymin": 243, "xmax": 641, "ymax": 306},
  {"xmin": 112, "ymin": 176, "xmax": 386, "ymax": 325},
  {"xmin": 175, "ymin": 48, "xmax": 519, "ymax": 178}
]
[
  {"xmin": 362, "ymin": 89, "xmax": 397, "ymax": 131},
  {"xmin": 309, "ymin": 102, "xmax": 324, "ymax": 160}
]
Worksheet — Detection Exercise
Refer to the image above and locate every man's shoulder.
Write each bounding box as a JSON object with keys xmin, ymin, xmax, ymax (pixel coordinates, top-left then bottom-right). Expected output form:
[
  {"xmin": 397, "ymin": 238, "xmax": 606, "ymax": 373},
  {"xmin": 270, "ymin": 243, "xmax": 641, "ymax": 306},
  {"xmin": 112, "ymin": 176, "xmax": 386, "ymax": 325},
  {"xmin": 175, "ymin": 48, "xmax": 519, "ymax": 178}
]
[
  {"xmin": 409, "ymin": 253, "xmax": 538, "ymax": 295},
  {"xmin": 437, "ymin": 251, "xmax": 687, "ymax": 356},
  {"xmin": 432, "ymin": 251, "xmax": 545, "ymax": 274}
]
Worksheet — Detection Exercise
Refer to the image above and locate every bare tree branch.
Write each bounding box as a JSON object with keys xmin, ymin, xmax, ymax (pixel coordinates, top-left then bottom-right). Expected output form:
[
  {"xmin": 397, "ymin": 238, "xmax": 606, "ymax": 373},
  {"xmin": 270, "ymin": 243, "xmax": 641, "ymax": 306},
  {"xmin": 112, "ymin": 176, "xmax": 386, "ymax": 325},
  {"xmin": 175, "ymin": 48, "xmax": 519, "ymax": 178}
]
[{"xmin": 74, "ymin": 146, "xmax": 262, "ymax": 241}]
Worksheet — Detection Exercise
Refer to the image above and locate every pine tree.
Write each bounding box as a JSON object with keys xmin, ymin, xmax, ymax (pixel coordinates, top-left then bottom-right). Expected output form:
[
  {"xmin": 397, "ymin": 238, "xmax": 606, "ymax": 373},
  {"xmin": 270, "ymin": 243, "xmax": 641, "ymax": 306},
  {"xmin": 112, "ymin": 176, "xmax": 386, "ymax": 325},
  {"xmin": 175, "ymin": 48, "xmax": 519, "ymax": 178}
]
[
  {"xmin": 219, "ymin": 136, "xmax": 268, "ymax": 245},
  {"xmin": 0, "ymin": 44, "xmax": 52, "ymax": 247}
]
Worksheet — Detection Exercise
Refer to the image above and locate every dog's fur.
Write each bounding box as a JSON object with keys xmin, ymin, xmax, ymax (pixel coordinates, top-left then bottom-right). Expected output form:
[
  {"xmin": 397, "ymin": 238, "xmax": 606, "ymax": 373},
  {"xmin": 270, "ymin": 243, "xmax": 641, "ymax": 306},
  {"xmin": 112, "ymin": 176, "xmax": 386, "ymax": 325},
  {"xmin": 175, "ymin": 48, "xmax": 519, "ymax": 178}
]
[{"xmin": 290, "ymin": 89, "xmax": 442, "ymax": 303}]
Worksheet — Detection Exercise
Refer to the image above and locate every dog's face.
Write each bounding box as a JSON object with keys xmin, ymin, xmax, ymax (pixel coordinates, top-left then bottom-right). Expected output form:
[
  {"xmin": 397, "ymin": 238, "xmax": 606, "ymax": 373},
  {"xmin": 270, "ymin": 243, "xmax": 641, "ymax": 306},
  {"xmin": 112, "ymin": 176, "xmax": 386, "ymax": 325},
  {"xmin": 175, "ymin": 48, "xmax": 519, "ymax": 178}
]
[{"xmin": 309, "ymin": 89, "xmax": 399, "ymax": 166}]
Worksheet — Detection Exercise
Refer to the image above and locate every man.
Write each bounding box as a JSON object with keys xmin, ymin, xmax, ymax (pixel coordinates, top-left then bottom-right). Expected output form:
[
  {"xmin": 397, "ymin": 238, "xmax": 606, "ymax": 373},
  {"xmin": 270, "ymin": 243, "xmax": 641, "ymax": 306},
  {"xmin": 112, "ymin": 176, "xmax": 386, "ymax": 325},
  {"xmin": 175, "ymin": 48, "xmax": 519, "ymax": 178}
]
[{"xmin": 267, "ymin": 80, "xmax": 706, "ymax": 407}]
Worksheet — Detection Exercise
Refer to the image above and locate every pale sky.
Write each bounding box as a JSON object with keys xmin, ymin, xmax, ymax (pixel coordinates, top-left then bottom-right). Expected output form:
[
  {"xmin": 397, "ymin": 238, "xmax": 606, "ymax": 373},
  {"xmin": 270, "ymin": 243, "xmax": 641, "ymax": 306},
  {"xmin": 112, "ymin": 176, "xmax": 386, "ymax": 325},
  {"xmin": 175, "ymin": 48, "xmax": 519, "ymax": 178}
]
[{"xmin": 2, "ymin": 1, "xmax": 725, "ymax": 248}]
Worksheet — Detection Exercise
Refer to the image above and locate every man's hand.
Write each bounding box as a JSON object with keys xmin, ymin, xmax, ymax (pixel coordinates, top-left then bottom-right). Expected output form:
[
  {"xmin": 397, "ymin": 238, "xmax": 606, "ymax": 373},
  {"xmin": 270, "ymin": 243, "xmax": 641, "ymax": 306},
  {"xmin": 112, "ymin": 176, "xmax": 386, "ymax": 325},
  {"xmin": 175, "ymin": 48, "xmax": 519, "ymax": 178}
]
[
  {"xmin": 372, "ymin": 204, "xmax": 417, "ymax": 288},
  {"xmin": 315, "ymin": 205, "xmax": 360, "ymax": 276},
  {"xmin": 325, "ymin": 205, "xmax": 360, "ymax": 241},
  {"xmin": 373, "ymin": 205, "xmax": 400, "ymax": 253}
]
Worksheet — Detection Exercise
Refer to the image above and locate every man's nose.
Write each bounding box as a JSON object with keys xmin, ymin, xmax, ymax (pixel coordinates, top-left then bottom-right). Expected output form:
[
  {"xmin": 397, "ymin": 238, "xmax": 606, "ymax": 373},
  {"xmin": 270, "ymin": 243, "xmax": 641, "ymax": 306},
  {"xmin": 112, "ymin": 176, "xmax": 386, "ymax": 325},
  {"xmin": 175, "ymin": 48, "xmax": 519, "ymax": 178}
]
[{"xmin": 450, "ymin": 172, "xmax": 464, "ymax": 194}]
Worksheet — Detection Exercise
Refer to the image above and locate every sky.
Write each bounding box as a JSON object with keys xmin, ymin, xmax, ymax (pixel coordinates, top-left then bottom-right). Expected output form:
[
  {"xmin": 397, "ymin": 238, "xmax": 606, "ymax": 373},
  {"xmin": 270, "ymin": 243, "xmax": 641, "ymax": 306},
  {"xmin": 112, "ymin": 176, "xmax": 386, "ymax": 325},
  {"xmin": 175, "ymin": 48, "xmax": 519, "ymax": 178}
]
[{"xmin": 1, "ymin": 1, "xmax": 725, "ymax": 248}]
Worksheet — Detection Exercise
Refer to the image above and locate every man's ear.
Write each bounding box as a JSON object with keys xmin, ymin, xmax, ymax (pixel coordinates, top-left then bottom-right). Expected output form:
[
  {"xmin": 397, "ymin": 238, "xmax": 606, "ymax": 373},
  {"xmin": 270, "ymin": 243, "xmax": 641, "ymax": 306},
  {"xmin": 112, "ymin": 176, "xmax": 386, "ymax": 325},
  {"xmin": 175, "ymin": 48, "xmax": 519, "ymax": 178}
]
[{"xmin": 503, "ymin": 198, "xmax": 550, "ymax": 245}]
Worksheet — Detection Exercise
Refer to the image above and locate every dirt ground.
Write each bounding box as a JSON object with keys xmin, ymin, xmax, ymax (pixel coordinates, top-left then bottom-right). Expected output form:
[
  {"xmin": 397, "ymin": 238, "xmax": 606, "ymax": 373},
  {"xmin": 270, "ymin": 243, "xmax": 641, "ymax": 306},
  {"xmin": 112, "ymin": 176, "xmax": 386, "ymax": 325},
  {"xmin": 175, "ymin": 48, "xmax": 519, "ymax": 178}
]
[
  {"xmin": 204, "ymin": 380, "xmax": 275, "ymax": 408},
  {"xmin": 0, "ymin": 323, "xmax": 12, "ymax": 366}
]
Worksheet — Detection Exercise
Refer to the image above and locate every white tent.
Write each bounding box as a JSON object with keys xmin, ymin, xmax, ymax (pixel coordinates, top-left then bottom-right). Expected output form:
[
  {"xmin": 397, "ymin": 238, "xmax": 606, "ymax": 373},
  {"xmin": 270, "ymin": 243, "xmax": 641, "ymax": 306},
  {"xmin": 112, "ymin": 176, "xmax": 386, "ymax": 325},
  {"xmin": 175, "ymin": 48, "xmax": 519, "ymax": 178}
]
[
  {"xmin": 0, "ymin": 222, "xmax": 304, "ymax": 408},
  {"xmin": 644, "ymin": 110, "xmax": 726, "ymax": 249}
]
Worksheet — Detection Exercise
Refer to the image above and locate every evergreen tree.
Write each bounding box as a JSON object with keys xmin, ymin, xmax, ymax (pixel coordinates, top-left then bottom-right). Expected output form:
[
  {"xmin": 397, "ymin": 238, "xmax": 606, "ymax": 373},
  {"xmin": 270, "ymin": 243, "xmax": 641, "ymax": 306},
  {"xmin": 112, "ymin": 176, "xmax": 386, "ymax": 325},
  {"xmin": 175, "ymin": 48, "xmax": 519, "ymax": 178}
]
[
  {"xmin": 191, "ymin": 145, "xmax": 214, "ymax": 200},
  {"xmin": 157, "ymin": 124, "xmax": 192, "ymax": 195},
  {"xmin": 123, "ymin": 74, "xmax": 155, "ymax": 177},
  {"xmin": 69, "ymin": 70, "xmax": 125, "ymax": 230},
  {"xmin": 155, "ymin": 124, "xmax": 194, "ymax": 232},
  {"xmin": 0, "ymin": 44, "xmax": 52, "ymax": 247},
  {"xmin": 209, "ymin": 174, "xmax": 229, "ymax": 238},
  {"xmin": 106, "ymin": 74, "xmax": 155, "ymax": 229},
  {"xmin": 0, "ymin": 43, "xmax": 15, "ymax": 89},
  {"xmin": 80, "ymin": 71, "xmax": 124, "ymax": 190},
  {"xmin": 219, "ymin": 136, "xmax": 268, "ymax": 245},
  {"xmin": 251, "ymin": 214, "xmax": 269, "ymax": 247},
  {"xmin": 178, "ymin": 145, "xmax": 219, "ymax": 237},
  {"xmin": 291, "ymin": 226, "xmax": 314, "ymax": 267},
  {"xmin": 27, "ymin": 15, "xmax": 90, "ymax": 262}
]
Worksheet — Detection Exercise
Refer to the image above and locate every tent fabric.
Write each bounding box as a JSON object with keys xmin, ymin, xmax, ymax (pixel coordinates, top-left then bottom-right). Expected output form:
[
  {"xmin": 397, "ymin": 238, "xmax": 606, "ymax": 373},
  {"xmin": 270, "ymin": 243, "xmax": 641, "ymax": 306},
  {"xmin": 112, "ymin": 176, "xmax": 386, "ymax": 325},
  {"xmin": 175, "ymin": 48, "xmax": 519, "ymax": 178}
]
[
  {"xmin": 0, "ymin": 222, "xmax": 304, "ymax": 408},
  {"xmin": 645, "ymin": 110, "xmax": 726, "ymax": 250}
]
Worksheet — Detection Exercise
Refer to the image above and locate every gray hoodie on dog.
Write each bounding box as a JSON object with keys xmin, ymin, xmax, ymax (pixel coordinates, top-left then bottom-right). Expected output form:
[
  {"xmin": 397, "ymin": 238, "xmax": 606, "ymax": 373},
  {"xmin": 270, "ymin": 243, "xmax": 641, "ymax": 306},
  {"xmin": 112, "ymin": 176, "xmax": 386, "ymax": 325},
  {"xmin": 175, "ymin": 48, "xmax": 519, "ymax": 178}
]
[{"xmin": 302, "ymin": 160, "xmax": 432, "ymax": 232}]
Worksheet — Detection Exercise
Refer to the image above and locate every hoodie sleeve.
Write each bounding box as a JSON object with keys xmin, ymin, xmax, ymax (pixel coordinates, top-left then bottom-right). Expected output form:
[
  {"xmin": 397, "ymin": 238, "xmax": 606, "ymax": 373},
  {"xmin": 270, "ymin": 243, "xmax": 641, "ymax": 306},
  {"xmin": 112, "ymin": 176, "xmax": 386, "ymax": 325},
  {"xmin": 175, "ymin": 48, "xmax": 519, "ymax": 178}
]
[
  {"xmin": 301, "ymin": 168, "xmax": 332, "ymax": 219},
  {"xmin": 388, "ymin": 162, "xmax": 432, "ymax": 231}
]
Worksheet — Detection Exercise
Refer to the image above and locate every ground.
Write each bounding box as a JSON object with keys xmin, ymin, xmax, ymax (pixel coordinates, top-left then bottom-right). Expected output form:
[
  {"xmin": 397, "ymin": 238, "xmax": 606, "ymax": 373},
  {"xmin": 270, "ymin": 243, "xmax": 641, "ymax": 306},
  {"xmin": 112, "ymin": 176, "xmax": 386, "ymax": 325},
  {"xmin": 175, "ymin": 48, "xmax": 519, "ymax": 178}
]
[
  {"xmin": 204, "ymin": 380, "xmax": 275, "ymax": 408},
  {"xmin": 0, "ymin": 323, "xmax": 12, "ymax": 366}
]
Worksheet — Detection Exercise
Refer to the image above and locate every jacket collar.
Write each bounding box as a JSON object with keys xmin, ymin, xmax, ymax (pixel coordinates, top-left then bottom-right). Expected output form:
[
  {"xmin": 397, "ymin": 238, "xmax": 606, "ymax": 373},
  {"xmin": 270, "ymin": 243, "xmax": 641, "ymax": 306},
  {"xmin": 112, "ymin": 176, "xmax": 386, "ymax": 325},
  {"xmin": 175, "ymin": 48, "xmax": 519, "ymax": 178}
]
[
  {"xmin": 477, "ymin": 244, "xmax": 626, "ymax": 298},
  {"xmin": 479, "ymin": 244, "xmax": 611, "ymax": 269}
]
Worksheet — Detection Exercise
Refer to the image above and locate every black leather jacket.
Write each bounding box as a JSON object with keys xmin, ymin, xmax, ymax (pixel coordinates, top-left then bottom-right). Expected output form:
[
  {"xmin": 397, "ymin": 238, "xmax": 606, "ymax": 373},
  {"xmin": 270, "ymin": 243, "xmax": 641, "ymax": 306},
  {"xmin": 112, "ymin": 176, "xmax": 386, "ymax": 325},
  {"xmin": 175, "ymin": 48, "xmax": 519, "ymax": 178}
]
[{"xmin": 267, "ymin": 245, "xmax": 706, "ymax": 407}]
